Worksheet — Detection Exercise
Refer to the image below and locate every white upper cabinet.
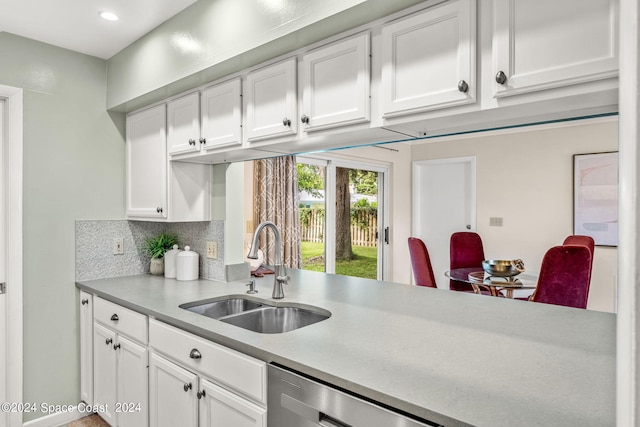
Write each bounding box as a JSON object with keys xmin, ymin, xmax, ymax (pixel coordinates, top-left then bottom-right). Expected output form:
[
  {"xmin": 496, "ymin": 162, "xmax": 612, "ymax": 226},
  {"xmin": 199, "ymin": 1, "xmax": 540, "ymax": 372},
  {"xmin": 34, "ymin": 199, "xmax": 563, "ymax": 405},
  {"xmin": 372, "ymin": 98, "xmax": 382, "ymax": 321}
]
[
  {"xmin": 201, "ymin": 79, "xmax": 242, "ymax": 150},
  {"xmin": 167, "ymin": 92, "xmax": 201, "ymax": 155},
  {"xmin": 300, "ymin": 33, "xmax": 371, "ymax": 132},
  {"xmin": 492, "ymin": 0, "xmax": 618, "ymax": 98},
  {"xmin": 381, "ymin": 0, "xmax": 476, "ymax": 118},
  {"xmin": 127, "ymin": 104, "xmax": 211, "ymax": 222},
  {"xmin": 244, "ymin": 58, "xmax": 298, "ymax": 142},
  {"xmin": 126, "ymin": 104, "xmax": 167, "ymax": 219}
]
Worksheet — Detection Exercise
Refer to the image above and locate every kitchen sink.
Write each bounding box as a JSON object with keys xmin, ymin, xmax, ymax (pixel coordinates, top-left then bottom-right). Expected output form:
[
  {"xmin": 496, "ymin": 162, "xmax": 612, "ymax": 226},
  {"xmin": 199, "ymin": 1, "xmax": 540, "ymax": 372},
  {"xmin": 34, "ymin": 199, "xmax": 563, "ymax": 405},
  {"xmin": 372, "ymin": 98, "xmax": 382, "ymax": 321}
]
[
  {"xmin": 179, "ymin": 296, "xmax": 331, "ymax": 334},
  {"xmin": 180, "ymin": 297, "xmax": 263, "ymax": 319}
]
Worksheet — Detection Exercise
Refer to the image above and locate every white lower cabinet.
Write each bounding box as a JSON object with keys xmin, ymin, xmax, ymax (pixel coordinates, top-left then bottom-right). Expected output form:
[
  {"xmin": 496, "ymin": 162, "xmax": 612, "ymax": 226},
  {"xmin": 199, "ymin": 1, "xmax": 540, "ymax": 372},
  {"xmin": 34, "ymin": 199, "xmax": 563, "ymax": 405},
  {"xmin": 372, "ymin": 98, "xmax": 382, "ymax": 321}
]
[
  {"xmin": 149, "ymin": 319, "xmax": 266, "ymax": 427},
  {"xmin": 150, "ymin": 353, "xmax": 266, "ymax": 427}
]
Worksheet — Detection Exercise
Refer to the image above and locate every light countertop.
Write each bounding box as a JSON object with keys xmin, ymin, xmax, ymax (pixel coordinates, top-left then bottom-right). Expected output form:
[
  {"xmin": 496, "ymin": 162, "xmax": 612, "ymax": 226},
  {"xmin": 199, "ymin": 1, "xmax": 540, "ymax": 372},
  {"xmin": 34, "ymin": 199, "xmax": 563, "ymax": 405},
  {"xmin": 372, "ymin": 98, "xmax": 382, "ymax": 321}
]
[{"xmin": 77, "ymin": 269, "xmax": 615, "ymax": 427}]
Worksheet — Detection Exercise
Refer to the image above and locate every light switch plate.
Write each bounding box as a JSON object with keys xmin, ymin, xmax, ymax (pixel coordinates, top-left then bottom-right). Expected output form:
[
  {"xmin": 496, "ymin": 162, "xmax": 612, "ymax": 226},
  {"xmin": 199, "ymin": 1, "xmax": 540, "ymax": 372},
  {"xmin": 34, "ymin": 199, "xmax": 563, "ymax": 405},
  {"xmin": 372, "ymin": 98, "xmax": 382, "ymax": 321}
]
[
  {"xmin": 113, "ymin": 238, "xmax": 124, "ymax": 255},
  {"xmin": 489, "ymin": 217, "xmax": 503, "ymax": 227}
]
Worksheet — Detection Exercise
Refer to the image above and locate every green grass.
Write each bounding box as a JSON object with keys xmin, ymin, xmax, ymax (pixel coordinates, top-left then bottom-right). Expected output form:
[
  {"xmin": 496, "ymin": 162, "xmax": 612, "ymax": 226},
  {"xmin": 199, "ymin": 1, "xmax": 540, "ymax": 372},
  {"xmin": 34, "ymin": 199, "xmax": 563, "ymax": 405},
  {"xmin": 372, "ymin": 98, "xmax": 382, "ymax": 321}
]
[{"xmin": 301, "ymin": 241, "xmax": 377, "ymax": 279}]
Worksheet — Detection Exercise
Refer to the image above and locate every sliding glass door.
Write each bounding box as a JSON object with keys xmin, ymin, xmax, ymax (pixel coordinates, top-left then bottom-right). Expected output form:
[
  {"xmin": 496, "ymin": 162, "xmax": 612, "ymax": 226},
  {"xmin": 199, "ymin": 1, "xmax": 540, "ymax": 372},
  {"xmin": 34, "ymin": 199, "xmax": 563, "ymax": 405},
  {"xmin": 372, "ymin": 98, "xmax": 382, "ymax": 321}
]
[{"xmin": 297, "ymin": 157, "xmax": 387, "ymax": 280}]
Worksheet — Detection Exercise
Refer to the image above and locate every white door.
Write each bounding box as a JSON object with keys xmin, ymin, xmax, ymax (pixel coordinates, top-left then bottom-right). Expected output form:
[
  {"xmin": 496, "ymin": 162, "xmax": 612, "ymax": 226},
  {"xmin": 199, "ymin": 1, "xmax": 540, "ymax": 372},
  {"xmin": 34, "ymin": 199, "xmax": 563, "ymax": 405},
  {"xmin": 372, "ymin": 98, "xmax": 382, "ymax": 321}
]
[
  {"xmin": 492, "ymin": 0, "xmax": 618, "ymax": 98},
  {"xmin": 167, "ymin": 92, "xmax": 201, "ymax": 155},
  {"xmin": 199, "ymin": 378, "xmax": 266, "ymax": 427},
  {"xmin": 93, "ymin": 323, "xmax": 117, "ymax": 426},
  {"xmin": 300, "ymin": 33, "xmax": 370, "ymax": 131},
  {"xmin": 117, "ymin": 335, "xmax": 149, "ymax": 427},
  {"xmin": 149, "ymin": 353, "xmax": 198, "ymax": 427},
  {"xmin": 201, "ymin": 78, "xmax": 242, "ymax": 150},
  {"xmin": 381, "ymin": 0, "xmax": 476, "ymax": 117},
  {"xmin": 244, "ymin": 59, "xmax": 298, "ymax": 142},
  {"xmin": 413, "ymin": 157, "xmax": 476, "ymax": 288},
  {"xmin": 0, "ymin": 98, "xmax": 5, "ymax": 425}
]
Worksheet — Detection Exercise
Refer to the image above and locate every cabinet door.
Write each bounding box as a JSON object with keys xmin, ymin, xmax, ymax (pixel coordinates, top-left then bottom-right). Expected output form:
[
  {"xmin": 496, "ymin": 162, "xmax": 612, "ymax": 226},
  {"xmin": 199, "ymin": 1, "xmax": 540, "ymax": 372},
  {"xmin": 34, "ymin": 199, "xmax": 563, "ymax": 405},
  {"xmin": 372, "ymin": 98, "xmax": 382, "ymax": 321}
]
[
  {"xmin": 200, "ymin": 79, "xmax": 242, "ymax": 150},
  {"xmin": 381, "ymin": 0, "xmax": 476, "ymax": 118},
  {"xmin": 199, "ymin": 379, "xmax": 266, "ymax": 427},
  {"xmin": 492, "ymin": 0, "xmax": 618, "ymax": 98},
  {"xmin": 149, "ymin": 353, "xmax": 198, "ymax": 427},
  {"xmin": 126, "ymin": 104, "xmax": 167, "ymax": 219},
  {"xmin": 94, "ymin": 323, "xmax": 117, "ymax": 427},
  {"xmin": 117, "ymin": 335, "xmax": 149, "ymax": 427},
  {"xmin": 244, "ymin": 58, "xmax": 297, "ymax": 142},
  {"xmin": 168, "ymin": 92, "xmax": 200, "ymax": 155},
  {"xmin": 80, "ymin": 292, "xmax": 93, "ymax": 406},
  {"xmin": 301, "ymin": 33, "xmax": 370, "ymax": 131}
]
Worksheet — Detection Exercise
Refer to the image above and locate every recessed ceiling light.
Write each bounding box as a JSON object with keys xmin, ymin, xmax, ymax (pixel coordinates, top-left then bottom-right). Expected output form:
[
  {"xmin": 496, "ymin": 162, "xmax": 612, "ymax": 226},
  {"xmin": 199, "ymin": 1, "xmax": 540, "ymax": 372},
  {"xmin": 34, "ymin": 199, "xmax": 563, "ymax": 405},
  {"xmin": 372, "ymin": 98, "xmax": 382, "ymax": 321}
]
[{"xmin": 99, "ymin": 11, "xmax": 119, "ymax": 22}]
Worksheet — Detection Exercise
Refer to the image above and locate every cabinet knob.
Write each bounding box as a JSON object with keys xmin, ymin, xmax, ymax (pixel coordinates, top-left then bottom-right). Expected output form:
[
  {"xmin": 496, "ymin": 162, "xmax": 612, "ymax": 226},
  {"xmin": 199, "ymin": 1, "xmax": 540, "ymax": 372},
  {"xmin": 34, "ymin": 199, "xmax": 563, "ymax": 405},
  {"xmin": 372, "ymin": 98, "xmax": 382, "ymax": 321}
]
[
  {"xmin": 300, "ymin": 115, "xmax": 310, "ymax": 124},
  {"xmin": 81, "ymin": 299, "xmax": 89, "ymax": 305},
  {"xmin": 156, "ymin": 207, "xmax": 163, "ymax": 214},
  {"xmin": 105, "ymin": 338, "xmax": 113, "ymax": 345},
  {"xmin": 188, "ymin": 138, "xmax": 196, "ymax": 146},
  {"xmin": 110, "ymin": 314, "xmax": 119, "ymax": 322},
  {"xmin": 113, "ymin": 343, "xmax": 121, "ymax": 351},
  {"xmin": 197, "ymin": 390, "xmax": 206, "ymax": 399},
  {"xmin": 282, "ymin": 118, "xmax": 291, "ymax": 127},
  {"xmin": 199, "ymin": 137, "xmax": 206, "ymax": 145},
  {"xmin": 495, "ymin": 71, "xmax": 507, "ymax": 85},
  {"xmin": 457, "ymin": 80, "xmax": 469, "ymax": 93},
  {"xmin": 183, "ymin": 383, "xmax": 192, "ymax": 392},
  {"xmin": 189, "ymin": 349, "xmax": 202, "ymax": 359}
]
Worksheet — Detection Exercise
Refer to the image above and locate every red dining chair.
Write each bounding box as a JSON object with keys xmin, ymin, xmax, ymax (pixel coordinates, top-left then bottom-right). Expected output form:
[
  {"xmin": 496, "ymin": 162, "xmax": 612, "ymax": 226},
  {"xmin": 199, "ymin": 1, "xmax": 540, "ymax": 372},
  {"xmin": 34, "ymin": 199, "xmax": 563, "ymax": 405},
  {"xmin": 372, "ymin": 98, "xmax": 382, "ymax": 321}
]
[
  {"xmin": 529, "ymin": 245, "xmax": 591, "ymax": 309},
  {"xmin": 563, "ymin": 235, "xmax": 595, "ymax": 268},
  {"xmin": 449, "ymin": 232, "xmax": 485, "ymax": 293},
  {"xmin": 408, "ymin": 238, "xmax": 437, "ymax": 288}
]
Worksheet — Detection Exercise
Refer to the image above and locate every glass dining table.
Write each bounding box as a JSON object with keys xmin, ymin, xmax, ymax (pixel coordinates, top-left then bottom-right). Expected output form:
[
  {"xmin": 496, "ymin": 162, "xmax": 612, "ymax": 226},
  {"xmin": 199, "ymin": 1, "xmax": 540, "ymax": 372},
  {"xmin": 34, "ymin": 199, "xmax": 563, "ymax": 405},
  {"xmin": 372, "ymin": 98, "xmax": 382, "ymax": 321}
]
[{"xmin": 445, "ymin": 267, "xmax": 537, "ymax": 298}]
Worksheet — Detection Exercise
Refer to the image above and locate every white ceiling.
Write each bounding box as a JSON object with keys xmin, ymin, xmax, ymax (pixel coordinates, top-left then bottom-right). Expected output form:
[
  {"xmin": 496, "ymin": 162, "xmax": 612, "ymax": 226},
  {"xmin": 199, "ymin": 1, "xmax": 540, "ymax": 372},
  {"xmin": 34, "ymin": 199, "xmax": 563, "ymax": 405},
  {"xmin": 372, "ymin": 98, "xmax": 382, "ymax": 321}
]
[{"xmin": 0, "ymin": 0, "xmax": 199, "ymax": 59}]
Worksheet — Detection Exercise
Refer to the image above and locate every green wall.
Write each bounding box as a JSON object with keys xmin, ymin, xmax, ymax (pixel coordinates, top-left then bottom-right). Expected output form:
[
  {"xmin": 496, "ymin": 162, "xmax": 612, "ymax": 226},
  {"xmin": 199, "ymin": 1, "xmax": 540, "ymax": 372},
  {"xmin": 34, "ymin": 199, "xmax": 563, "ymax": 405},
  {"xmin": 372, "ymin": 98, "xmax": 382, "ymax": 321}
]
[
  {"xmin": 0, "ymin": 32, "xmax": 125, "ymax": 422},
  {"xmin": 106, "ymin": 0, "xmax": 427, "ymax": 112}
]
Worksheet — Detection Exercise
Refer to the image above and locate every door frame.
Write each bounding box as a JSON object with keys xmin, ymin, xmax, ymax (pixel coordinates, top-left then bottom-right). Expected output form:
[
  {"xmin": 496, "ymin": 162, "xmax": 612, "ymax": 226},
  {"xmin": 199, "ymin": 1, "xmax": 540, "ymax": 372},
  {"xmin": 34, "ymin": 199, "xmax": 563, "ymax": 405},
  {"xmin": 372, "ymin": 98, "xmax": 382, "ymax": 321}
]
[{"xmin": 0, "ymin": 84, "xmax": 23, "ymax": 427}]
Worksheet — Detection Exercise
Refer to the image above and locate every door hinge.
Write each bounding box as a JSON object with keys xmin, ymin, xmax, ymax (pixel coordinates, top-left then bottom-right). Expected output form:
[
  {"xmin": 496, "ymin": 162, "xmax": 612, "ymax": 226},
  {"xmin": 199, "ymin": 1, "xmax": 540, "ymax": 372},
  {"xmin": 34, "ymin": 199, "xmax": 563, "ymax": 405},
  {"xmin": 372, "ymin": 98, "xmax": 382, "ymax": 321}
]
[
  {"xmin": 384, "ymin": 227, "xmax": 390, "ymax": 245},
  {"xmin": 0, "ymin": 283, "xmax": 5, "ymax": 294}
]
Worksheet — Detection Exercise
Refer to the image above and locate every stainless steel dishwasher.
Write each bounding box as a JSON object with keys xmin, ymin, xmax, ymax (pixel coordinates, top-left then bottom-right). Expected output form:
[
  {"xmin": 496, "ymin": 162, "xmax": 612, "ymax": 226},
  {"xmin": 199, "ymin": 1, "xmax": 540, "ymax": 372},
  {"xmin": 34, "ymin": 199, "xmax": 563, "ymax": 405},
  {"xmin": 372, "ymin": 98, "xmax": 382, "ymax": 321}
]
[{"xmin": 268, "ymin": 364, "xmax": 444, "ymax": 427}]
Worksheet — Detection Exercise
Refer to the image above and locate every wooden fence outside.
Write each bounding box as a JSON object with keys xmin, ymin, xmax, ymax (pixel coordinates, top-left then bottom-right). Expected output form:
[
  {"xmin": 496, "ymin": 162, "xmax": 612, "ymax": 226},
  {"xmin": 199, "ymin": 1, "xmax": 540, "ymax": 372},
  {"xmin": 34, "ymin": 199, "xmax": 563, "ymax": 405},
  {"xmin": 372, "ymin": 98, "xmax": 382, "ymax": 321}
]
[{"xmin": 300, "ymin": 208, "xmax": 378, "ymax": 247}]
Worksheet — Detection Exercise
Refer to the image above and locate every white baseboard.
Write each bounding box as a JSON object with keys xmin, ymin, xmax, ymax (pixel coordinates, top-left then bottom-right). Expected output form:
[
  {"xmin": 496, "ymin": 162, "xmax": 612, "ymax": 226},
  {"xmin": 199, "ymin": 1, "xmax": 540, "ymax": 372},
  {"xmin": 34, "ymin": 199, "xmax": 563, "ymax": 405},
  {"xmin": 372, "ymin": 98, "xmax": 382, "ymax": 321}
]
[{"xmin": 22, "ymin": 404, "xmax": 84, "ymax": 427}]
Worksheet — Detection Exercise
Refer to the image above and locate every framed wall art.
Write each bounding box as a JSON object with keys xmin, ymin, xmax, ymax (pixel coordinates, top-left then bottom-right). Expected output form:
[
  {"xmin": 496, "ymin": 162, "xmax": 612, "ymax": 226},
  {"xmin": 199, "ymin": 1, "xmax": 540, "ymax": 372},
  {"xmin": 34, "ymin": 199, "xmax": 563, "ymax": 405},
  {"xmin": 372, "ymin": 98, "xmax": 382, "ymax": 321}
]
[{"xmin": 573, "ymin": 151, "xmax": 618, "ymax": 246}]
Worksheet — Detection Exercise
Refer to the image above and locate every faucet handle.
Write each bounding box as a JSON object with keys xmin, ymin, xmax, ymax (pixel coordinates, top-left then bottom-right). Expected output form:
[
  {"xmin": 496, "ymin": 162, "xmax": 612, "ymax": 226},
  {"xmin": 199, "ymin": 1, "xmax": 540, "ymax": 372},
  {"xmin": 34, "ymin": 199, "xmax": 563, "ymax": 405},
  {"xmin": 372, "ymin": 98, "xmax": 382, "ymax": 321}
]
[
  {"xmin": 246, "ymin": 280, "xmax": 258, "ymax": 294},
  {"xmin": 276, "ymin": 275, "xmax": 289, "ymax": 284}
]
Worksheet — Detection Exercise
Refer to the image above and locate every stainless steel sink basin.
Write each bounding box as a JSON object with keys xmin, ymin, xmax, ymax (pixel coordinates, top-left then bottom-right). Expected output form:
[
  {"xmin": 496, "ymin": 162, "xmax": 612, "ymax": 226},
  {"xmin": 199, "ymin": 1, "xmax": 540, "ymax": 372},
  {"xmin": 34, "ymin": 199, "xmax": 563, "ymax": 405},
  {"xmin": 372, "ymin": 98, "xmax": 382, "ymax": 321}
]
[
  {"xmin": 180, "ymin": 296, "xmax": 330, "ymax": 333},
  {"xmin": 179, "ymin": 297, "xmax": 263, "ymax": 319},
  {"xmin": 220, "ymin": 306, "xmax": 330, "ymax": 334}
]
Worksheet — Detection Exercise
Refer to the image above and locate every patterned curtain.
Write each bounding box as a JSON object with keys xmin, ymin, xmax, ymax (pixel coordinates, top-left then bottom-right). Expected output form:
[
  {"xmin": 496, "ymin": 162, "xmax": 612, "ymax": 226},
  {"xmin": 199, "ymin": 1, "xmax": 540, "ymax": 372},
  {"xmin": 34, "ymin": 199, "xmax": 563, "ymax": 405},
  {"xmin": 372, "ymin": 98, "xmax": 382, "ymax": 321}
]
[{"xmin": 253, "ymin": 156, "xmax": 302, "ymax": 269}]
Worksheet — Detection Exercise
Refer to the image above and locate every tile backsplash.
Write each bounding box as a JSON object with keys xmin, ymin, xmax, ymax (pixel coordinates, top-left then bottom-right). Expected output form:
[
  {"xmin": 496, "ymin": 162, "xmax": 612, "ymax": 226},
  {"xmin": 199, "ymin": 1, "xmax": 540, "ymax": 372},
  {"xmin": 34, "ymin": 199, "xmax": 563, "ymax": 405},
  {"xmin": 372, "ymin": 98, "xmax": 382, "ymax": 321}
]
[{"xmin": 75, "ymin": 220, "xmax": 226, "ymax": 281}]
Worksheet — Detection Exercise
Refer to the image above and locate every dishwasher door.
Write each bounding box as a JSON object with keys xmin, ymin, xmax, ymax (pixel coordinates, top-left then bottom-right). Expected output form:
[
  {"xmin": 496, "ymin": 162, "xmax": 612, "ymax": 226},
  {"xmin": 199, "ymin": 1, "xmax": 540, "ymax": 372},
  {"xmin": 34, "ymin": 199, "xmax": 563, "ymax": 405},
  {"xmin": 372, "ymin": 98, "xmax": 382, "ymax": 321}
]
[{"xmin": 268, "ymin": 364, "xmax": 442, "ymax": 427}]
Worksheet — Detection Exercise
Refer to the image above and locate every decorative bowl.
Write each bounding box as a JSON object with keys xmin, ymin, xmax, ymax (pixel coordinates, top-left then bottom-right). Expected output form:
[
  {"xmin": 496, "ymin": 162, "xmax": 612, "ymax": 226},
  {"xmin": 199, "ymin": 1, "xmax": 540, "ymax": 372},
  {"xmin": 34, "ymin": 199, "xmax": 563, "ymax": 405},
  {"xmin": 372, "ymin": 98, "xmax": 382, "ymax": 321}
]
[{"xmin": 482, "ymin": 259, "xmax": 525, "ymax": 277}]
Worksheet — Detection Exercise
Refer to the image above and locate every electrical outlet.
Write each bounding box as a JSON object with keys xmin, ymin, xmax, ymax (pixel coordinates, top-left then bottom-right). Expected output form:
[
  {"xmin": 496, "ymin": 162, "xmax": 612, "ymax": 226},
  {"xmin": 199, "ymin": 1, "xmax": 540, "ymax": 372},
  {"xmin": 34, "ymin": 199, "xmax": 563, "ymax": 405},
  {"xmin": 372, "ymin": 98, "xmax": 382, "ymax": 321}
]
[
  {"xmin": 206, "ymin": 241, "xmax": 218, "ymax": 259},
  {"xmin": 489, "ymin": 217, "xmax": 504, "ymax": 227},
  {"xmin": 113, "ymin": 238, "xmax": 124, "ymax": 255}
]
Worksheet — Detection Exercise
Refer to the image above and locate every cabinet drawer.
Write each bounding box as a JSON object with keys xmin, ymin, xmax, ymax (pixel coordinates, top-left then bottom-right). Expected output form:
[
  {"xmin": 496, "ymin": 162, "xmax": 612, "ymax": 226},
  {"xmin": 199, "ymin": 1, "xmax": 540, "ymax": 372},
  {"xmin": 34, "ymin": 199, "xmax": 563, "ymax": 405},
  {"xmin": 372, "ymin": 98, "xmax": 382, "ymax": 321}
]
[
  {"xmin": 149, "ymin": 319, "xmax": 266, "ymax": 405},
  {"xmin": 94, "ymin": 296, "xmax": 148, "ymax": 344}
]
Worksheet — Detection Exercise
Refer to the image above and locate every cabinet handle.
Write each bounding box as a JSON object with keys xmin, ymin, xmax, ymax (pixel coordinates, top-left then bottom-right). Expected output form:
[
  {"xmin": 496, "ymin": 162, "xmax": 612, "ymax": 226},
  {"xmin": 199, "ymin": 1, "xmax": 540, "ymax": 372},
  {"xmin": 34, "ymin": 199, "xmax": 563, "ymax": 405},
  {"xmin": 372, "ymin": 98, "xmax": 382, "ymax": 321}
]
[
  {"xmin": 199, "ymin": 137, "xmax": 206, "ymax": 145},
  {"xmin": 81, "ymin": 299, "xmax": 89, "ymax": 305},
  {"xmin": 110, "ymin": 314, "xmax": 119, "ymax": 322},
  {"xmin": 495, "ymin": 71, "xmax": 507, "ymax": 85},
  {"xmin": 105, "ymin": 338, "xmax": 113, "ymax": 345},
  {"xmin": 156, "ymin": 207, "xmax": 163, "ymax": 214},
  {"xmin": 282, "ymin": 118, "xmax": 291, "ymax": 127},
  {"xmin": 457, "ymin": 80, "xmax": 469, "ymax": 93},
  {"xmin": 189, "ymin": 349, "xmax": 202, "ymax": 359},
  {"xmin": 113, "ymin": 343, "xmax": 121, "ymax": 351},
  {"xmin": 300, "ymin": 115, "xmax": 310, "ymax": 124},
  {"xmin": 183, "ymin": 383, "xmax": 192, "ymax": 392},
  {"xmin": 197, "ymin": 390, "xmax": 206, "ymax": 399},
  {"xmin": 188, "ymin": 138, "xmax": 196, "ymax": 146}
]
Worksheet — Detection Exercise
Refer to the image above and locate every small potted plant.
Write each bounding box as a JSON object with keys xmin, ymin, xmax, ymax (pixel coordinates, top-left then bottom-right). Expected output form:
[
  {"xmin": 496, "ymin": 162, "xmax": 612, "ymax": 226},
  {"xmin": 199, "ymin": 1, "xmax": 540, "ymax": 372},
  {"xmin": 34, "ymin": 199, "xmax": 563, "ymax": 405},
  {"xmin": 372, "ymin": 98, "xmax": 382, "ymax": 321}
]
[{"xmin": 144, "ymin": 232, "xmax": 179, "ymax": 275}]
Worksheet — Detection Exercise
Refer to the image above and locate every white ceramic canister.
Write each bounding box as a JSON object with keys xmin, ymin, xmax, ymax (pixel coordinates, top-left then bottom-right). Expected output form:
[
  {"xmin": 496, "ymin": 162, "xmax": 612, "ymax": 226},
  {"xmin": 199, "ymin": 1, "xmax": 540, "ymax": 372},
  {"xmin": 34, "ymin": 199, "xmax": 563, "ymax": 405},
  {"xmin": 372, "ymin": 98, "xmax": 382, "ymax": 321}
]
[
  {"xmin": 164, "ymin": 244, "xmax": 182, "ymax": 279},
  {"xmin": 176, "ymin": 246, "xmax": 199, "ymax": 281}
]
